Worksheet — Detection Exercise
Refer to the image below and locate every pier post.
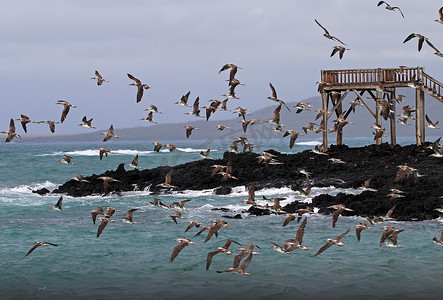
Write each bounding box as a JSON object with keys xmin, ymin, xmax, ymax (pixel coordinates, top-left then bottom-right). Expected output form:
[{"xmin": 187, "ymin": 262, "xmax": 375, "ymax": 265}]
[
  {"xmin": 375, "ymin": 90, "xmax": 382, "ymax": 145},
  {"xmin": 415, "ymin": 88, "xmax": 425, "ymax": 145},
  {"xmin": 321, "ymin": 91, "xmax": 328, "ymax": 152},
  {"xmin": 389, "ymin": 90, "xmax": 397, "ymax": 145}
]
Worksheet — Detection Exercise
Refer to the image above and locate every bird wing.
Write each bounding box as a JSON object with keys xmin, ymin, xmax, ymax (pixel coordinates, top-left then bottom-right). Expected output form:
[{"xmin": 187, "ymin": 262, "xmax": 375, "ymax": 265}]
[
  {"xmin": 55, "ymin": 196, "xmax": 63, "ymax": 209},
  {"xmin": 355, "ymin": 227, "xmax": 363, "ymax": 242},
  {"xmin": 238, "ymin": 253, "xmax": 253, "ymax": 272},
  {"xmin": 392, "ymin": 7, "xmax": 404, "ymax": 18},
  {"xmin": 165, "ymin": 170, "xmax": 173, "ymax": 185},
  {"xmin": 170, "ymin": 241, "xmax": 187, "ymax": 263},
  {"xmin": 403, "ymin": 33, "xmax": 417, "ymax": 43},
  {"xmin": 126, "ymin": 209, "xmax": 137, "ymax": 222},
  {"xmin": 9, "ymin": 118, "xmax": 15, "ymax": 133},
  {"xmin": 425, "ymin": 114, "xmax": 433, "ymax": 125},
  {"xmin": 330, "ymin": 47, "xmax": 340, "ymax": 57},
  {"xmin": 24, "ymin": 243, "xmax": 42, "ymax": 257},
  {"xmin": 335, "ymin": 229, "xmax": 350, "ymax": 241},
  {"xmin": 184, "ymin": 222, "xmax": 196, "ymax": 232},
  {"xmin": 426, "ymin": 40, "xmax": 440, "ymax": 53},
  {"xmin": 273, "ymin": 104, "xmax": 281, "ymax": 122},
  {"xmin": 418, "ymin": 35, "xmax": 425, "ymax": 52},
  {"xmin": 181, "ymin": 91, "xmax": 190, "ymax": 104},
  {"xmin": 127, "ymin": 73, "xmax": 141, "ymax": 84},
  {"xmin": 193, "ymin": 97, "xmax": 200, "ymax": 113},
  {"xmin": 315, "ymin": 241, "xmax": 333, "ymax": 256},
  {"xmin": 97, "ymin": 219, "xmax": 109, "ymax": 238},
  {"xmin": 248, "ymin": 183, "xmax": 255, "ymax": 202},
  {"xmin": 282, "ymin": 214, "xmax": 295, "ymax": 227},
  {"xmin": 179, "ymin": 199, "xmax": 191, "ymax": 208},
  {"xmin": 314, "ymin": 19, "xmax": 329, "ymax": 35},
  {"xmin": 49, "ymin": 121, "xmax": 56, "ymax": 133},
  {"xmin": 186, "ymin": 127, "xmax": 192, "ymax": 138},
  {"xmin": 295, "ymin": 217, "xmax": 307, "ymax": 244},
  {"xmin": 60, "ymin": 105, "xmax": 70, "ymax": 123},
  {"xmin": 289, "ymin": 132, "xmax": 298, "ymax": 149},
  {"xmin": 206, "ymin": 250, "xmax": 221, "ymax": 270},
  {"xmin": 385, "ymin": 205, "xmax": 396, "ymax": 218},
  {"xmin": 233, "ymin": 251, "xmax": 247, "ymax": 268},
  {"xmin": 132, "ymin": 154, "xmax": 139, "ymax": 166},
  {"xmin": 380, "ymin": 228, "xmax": 394, "ymax": 245},
  {"xmin": 269, "ymin": 83, "xmax": 277, "ymax": 98},
  {"xmin": 136, "ymin": 85, "xmax": 144, "ymax": 103},
  {"xmin": 377, "ymin": 1, "xmax": 387, "ymax": 7},
  {"xmin": 229, "ymin": 66, "xmax": 238, "ymax": 85},
  {"xmin": 332, "ymin": 210, "xmax": 340, "ymax": 228}
]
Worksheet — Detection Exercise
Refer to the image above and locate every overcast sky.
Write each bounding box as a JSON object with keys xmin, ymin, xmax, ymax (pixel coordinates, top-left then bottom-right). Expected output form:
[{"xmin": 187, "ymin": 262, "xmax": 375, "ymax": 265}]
[{"xmin": 0, "ymin": 0, "xmax": 442, "ymax": 136}]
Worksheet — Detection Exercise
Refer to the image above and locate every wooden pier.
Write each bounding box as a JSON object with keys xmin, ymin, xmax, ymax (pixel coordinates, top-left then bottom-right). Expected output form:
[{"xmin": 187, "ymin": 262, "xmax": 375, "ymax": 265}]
[{"xmin": 318, "ymin": 66, "xmax": 443, "ymax": 151}]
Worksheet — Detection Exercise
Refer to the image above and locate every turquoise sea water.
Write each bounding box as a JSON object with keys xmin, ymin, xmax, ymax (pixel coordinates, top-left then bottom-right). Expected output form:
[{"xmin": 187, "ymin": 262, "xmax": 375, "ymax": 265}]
[{"xmin": 0, "ymin": 137, "xmax": 442, "ymax": 299}]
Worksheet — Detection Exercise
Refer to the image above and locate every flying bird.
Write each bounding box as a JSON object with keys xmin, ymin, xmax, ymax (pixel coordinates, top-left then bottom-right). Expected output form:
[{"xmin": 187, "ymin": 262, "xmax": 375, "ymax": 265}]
[
  {"xmin": 170, "ymin": 238, "xmax": 197, "ymax": 263},
  {"xmin": 329, "ymin": 204, "xmax": 353, "ymax": 228},
  {"xmin": 56, "ymin": 100, "xmax": 77, "ymax": 123},
  {"xmin": 101, "ymin": 125, "xmax": 120, "ymax": 142},
  {"xmin": 425, "ymin": 114, "xmax": 439, "ymax": 129},
  {"xmin": 314, "ymin": 19, "xmax": 347, "ymax": 45},
  {"xmin": 96, "ymin": 217, "xmax": 116, "ymax": 238},
  {"xmin": 98, "ymin": 148, "xmax": 112, "ymax": 160},
  {"xmin": 156, "ymin": 169, "xmax": 177, "ymax": 189},
  {"xmin": 126, "ymin": 154, "xmax": 143, "ymax": 169},
  {"xmin": 98, "ymin": 176, "xmax": 120, "ymax": 194},
  {"xmin": 403, "ymin": 33, "xmax": 428, "ymax": 52},
  {"xmin": 38, "ymin": 120, "xmax": 59, "ymax": 133},
  {"xmin": 206, "ymin": 239, "xmax": 242, "ymax": 270},
  {"xmin": 23, "ymin": 242, "xmax": 58, "ymax": 258},
  {"xmin": 89, "ymin": 206, "xmax": 104, "ymax": 225},
  {"xmin": 267, "ymin": 83, "xmax": 291, "ymax": 111},
  {"xmin": 175, "ymin": 91, "xmax": 191, "ymax": 106},
  {"xmin": 50, "ymin": 196, "xmax": 64, "ymax": 211},
  {"xmin": 128, "ymin": 73, "xmax": 150, "ymax": 103},
  {"xmin": 121, "ymin": 209, "xmax": 138, "ymax": 224},
  {"xmin": 315, "ymin": 229, "xmax": 350, "ymax": 256},
  {"xmin": 79, "ymin": 116, "xmax": 96, "ymax": 129},
  {"xmin": 91, "ymin": 70, "xmax": 109, "ymax": 85},
  {"xmin": 184, "ymin": 126, "xmax": 199, "ymax": 138},
  {"xmin": 2, "ymin": 118, "xmax": 21, "ymax": 142},
  {"xmin": 58, "ymin": 154, "xmax": 74, "ymax": 165},
  {"xmin": 377, "ymin": 1, "xmax": 404, "ymax": 18},
  {"xmin": 16, "ymin": 114, "xmax": 36, "ymax": 133},
  {"xmin": 330, "ymin": 46, "xmax": 350, "ymax": 59},
  {"xmin": 435, "ymin": 7, "xmax": 443, "ymax": 24}
]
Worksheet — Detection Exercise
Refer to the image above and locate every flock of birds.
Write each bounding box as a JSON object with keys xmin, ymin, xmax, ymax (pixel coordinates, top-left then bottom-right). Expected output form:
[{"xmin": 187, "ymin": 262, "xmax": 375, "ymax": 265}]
[
  {"xmin": 24, "ymin": 185, "xmax": 443, "ymax": 276},
  {"xmin": 4, "ymin": 1, "xmax": 443, "ymax": 276},
  {"xmin": 315, "ymin": 2, "xmax": 443, "ymax": 59}
]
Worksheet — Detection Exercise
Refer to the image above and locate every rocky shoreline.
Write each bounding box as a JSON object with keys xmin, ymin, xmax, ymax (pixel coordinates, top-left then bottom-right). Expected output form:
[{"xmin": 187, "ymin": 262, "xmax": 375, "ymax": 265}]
[{"xmin": 46, "ymin": 142, "xmax": 443, "ymax": 221}]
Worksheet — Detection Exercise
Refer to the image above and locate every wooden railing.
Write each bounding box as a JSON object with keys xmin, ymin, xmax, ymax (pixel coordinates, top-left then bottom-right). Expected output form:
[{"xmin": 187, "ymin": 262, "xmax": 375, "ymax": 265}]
[
  {"xmin": 321, "ymin": 67, "xmax": 443, "ymax": 101},
  {"xmin": 321, "ymin": 67, "xmax": 420, "ymax": 85}
]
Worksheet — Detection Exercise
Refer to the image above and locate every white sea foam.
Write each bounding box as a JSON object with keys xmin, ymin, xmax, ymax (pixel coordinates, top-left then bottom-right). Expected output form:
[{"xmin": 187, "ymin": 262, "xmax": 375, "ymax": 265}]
[
  {"xmin": 177, "ymin": 147, "xmax": 218, "ymax": 153},
  {"xmin": 295, "ymin": 140, "xmax": 322, "ymax": 146},
  {"xmin": 36, "ymin": 149, "xmax": 155, "ymax": 157},
  {"xmin": 0, "ymin": 181, "xmax": 57, "ymax": 195}
]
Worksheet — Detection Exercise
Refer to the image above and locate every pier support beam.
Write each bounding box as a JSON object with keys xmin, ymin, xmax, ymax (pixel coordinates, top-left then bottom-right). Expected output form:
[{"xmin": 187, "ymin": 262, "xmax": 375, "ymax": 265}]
[
  {"xmin": 415, "ymin": 88, "xmax": 425, "ymax": 145},
  {"xmin": 389, "ymin": 91, "xmax": 397, "ymax": 145},
  {"xmin": 321, "ymin": 91, "xmax": 328, "ymax": 152},
  {"xmin": 375, "ymin": 90, "xmax": 383, "ymax": 145}
]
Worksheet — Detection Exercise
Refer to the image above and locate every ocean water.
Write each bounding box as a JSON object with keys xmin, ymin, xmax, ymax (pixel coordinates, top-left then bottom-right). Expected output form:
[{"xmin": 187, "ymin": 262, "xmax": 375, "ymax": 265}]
[{"xmin": 0, "ymin": 137, "xmax": 442, "ymax": 299}]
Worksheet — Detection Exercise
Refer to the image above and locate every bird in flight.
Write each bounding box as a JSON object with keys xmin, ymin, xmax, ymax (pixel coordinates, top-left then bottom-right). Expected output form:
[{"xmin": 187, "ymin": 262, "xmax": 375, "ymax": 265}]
[
  {"xmin": 314, "ymin": 19, "xmax": 347, "ymax": 45},
  {"xmin": 377, "ymin": 1, "xmax": 405, "ymax": 18}
]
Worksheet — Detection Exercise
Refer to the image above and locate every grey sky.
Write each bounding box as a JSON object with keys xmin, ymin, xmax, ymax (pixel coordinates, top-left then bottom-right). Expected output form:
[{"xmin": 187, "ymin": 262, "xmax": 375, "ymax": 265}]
[{"xmin": 0, "ymin": 1, "xmax": 442, "ymax": 136}]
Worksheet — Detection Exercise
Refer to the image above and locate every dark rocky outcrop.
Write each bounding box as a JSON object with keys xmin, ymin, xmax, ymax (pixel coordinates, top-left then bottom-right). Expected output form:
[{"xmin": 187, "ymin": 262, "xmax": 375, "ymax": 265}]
[{"xmin": 52, "ymin": 143, "xmax": 443, "ymax": 221}]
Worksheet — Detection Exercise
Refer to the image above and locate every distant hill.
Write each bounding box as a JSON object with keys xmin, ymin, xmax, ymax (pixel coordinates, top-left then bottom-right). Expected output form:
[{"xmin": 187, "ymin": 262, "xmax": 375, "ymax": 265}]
[{"xmin": 24, "ymin": 92, "xmax": 442, "ymax": 143}]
